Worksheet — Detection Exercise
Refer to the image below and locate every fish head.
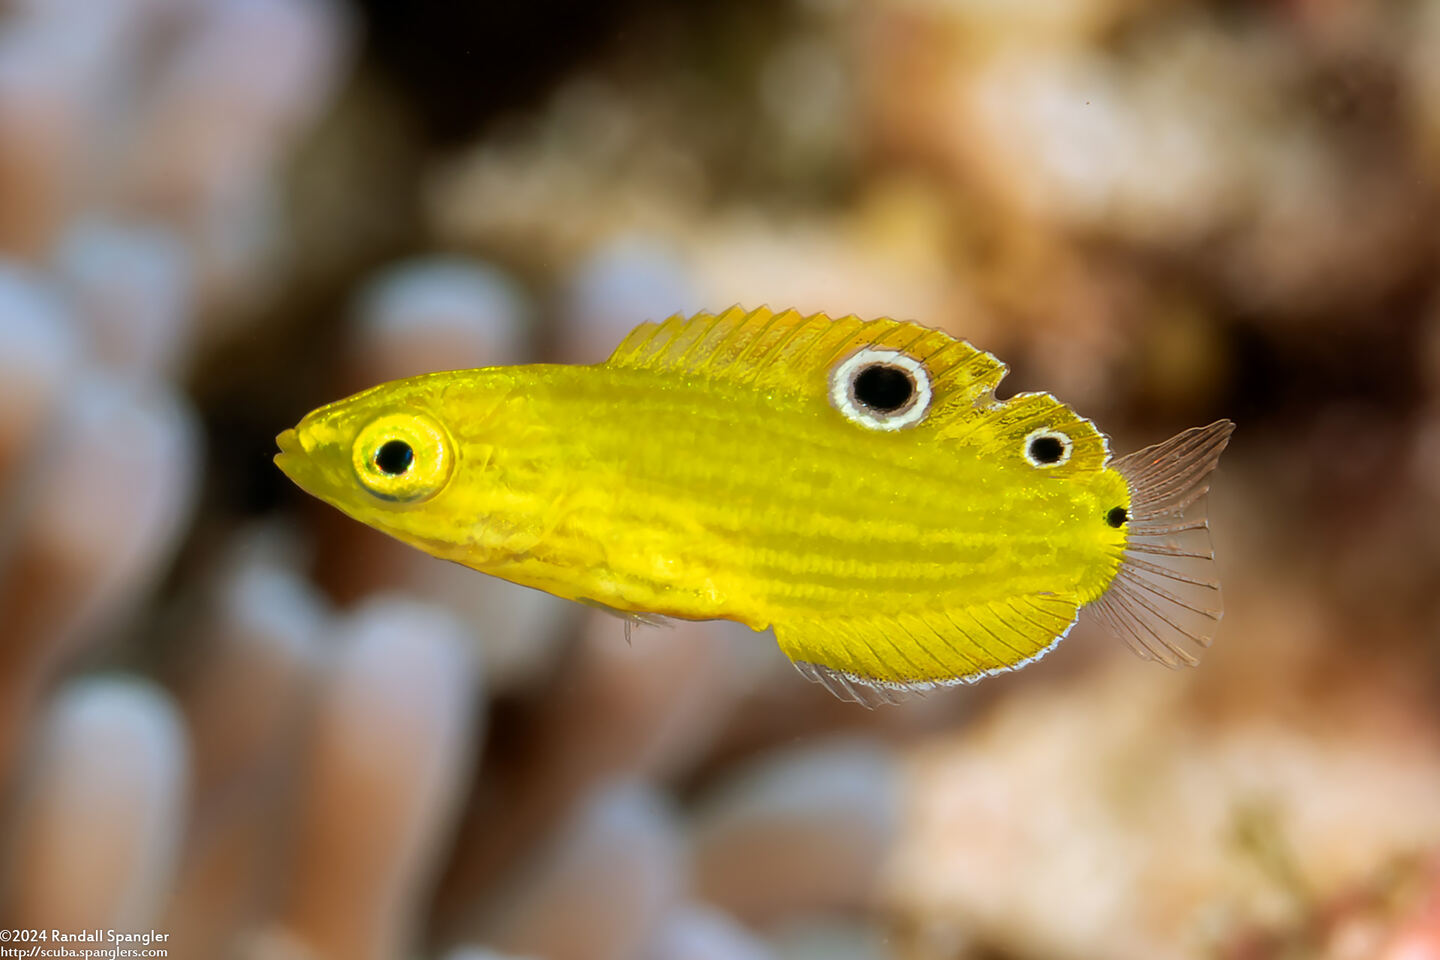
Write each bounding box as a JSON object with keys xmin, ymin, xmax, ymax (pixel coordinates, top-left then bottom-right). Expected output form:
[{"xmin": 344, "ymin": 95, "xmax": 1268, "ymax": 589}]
[{"xmin": 275, "ymin": 371, "xmax": 498, "ymax": 556}]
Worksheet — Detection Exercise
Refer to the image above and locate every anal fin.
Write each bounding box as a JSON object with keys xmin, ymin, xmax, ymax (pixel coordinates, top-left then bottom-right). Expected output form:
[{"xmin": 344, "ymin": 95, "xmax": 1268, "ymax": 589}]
[{"xmin": 776, "ymin": 594, "xmax": 1079, "ymax": 707}]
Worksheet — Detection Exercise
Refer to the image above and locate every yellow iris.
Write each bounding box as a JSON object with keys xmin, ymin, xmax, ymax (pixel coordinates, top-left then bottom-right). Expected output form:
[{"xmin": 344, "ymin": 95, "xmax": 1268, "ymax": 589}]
[{"xmin": 350, "ymin": 412, "xmax": 453, "ymax": 504}]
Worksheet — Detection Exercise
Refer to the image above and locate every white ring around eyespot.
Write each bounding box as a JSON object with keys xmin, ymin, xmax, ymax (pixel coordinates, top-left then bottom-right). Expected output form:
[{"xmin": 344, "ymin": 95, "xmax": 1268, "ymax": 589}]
[
  {"xmin": 1023, "ymin": 428, "xmax": 1073, "ymax": 468},
  {"xmin": 828, "ymin": 347, "xmax": 933, "ymax": 431}
]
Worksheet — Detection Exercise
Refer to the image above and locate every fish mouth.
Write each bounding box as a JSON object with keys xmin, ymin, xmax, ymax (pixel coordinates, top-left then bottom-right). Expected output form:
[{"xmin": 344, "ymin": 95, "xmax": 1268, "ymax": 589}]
[
  {"xmin": 275, "ymin": 427, "xmax": 302, "ymax": 454},
  {"xmin": 273, "ymin": 428, "xmax": 311, "ymax": 487}
]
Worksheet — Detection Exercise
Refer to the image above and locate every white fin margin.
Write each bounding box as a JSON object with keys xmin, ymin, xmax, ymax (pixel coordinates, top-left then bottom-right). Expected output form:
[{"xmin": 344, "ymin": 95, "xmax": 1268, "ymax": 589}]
[{"xmin": 1090, "ymin": 420, "xmax": 1235, "ymax": 668}]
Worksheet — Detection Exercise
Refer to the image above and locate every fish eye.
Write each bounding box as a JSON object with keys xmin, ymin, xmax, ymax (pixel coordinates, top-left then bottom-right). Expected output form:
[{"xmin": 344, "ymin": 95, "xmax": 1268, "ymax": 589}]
[
  {"xmin": 1106, "ymin": 506, "xmax": 1128, "ymax": 528},
  {"xmin": 1023, "ymin": 429, "xmax": 1072, "ymax": 468},
  {"xmin": 351, "ymin": 413, "xmax": 452, "ymax": 503},
  {"xmin": 830, "ymin": 347, "xmax": 932, "ymax": 431}
]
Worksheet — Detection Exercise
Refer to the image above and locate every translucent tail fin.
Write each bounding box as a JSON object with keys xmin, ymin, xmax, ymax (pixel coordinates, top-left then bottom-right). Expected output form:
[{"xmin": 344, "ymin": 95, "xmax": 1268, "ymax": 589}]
[{"xmin": 1089, "ymin": 420, "xmax": 1236, "ymax": 667}]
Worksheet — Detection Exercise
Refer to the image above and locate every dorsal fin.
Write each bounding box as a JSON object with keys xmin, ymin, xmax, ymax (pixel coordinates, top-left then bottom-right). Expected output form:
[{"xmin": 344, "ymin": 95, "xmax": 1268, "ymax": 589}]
[
  {"xmin": 604, "ymin": 306, "xmax": 1007, "ymax": 406},
  {"xmin": 605, "ymin": 307, "xmax": 1113, "ymax": 471}
]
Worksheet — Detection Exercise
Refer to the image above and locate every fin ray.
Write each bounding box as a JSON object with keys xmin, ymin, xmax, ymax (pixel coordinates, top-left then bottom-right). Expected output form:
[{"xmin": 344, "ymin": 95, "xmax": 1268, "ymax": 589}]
[
  {"xmin": 791, "ymin": 661, "xmax": 913, "ymax": 707},
  {"xmin": 1089, "ymin": 420, "xmax": 1235, "ymax": 668}
]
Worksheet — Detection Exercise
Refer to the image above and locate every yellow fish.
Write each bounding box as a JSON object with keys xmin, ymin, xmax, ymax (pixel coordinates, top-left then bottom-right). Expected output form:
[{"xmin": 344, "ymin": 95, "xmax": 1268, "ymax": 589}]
[{"xmin": 276, "ymin": 307, "xmax": 1234, "ymax": 705}]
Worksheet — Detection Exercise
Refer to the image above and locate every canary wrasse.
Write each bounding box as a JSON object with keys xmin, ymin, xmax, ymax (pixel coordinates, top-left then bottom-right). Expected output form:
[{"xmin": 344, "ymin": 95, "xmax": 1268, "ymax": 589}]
[{"xmin": 276, "ymin": 307, "xmax": 1234, "ymax": 705}]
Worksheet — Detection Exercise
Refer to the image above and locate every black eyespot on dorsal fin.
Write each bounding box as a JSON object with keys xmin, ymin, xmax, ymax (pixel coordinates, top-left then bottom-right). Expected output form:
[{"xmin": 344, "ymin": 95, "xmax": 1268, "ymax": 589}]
[
  {"xmin": 1022, "ymin": 428, "xmax": 1073, "ymax": 468},
  {"xmin": 852, "ymin": 364, "xmax": 915, "ymax": 413}
]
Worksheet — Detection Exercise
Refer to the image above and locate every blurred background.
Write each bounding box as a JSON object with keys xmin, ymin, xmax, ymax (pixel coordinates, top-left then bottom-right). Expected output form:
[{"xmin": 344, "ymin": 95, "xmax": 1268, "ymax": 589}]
[{"xmin": 2, "ymin": 0, "xmax": 1440, "ymax": 958}]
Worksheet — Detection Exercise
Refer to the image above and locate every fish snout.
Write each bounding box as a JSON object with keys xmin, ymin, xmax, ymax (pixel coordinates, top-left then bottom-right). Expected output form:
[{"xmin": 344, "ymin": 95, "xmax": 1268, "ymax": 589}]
[{"xmin": 273, "ymin": 426, "xmax": 318, "ymax": 486}]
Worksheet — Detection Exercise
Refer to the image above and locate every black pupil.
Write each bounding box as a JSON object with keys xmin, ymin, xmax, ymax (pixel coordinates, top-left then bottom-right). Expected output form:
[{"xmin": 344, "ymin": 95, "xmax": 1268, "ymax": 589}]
[
  {"xmin": 1106, "ymin": 506, "xmax": 1128, "ymax": 528},
  {"xmin": 1029, "ymin": 435, "xmax": 1065, "ymax": 464},
  {"xmin": 852, "ymin": 364, "xmax": 914, "ymax": 412},
  {"xmin": 374, "ymin": 440, "xmax": 414, "ymax": 476}
]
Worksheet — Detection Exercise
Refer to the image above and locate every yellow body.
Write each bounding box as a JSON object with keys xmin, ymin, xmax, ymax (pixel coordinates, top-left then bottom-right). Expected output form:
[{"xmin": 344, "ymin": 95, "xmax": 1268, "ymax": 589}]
[{"xmin": 277, "ymin": 308, "xmax": 1134, "ymax": 691}]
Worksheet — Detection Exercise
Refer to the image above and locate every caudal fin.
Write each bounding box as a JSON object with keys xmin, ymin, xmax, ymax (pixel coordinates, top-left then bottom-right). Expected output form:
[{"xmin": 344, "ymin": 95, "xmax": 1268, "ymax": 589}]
[{"xmin": 1088, "ymin": 420, "xmax": 1236, "ymax": 667}]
